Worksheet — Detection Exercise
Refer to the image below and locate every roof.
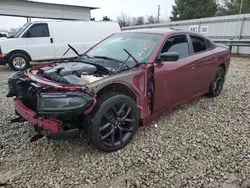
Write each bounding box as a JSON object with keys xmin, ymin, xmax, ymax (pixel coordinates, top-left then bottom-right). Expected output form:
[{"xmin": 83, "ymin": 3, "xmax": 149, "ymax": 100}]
[
  {"xmin": 17, "ymin": 0, "xmax": 99, "ymax": 10},
  {"xmin": 123, "ymin": 28, "xmax": 176, "ymax": 34}
]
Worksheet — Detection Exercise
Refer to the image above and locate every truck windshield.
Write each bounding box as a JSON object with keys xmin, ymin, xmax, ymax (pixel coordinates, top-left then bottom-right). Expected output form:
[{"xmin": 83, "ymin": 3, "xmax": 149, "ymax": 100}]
[
  {"xmin": 13, "ymin": 23, "xmax": 31, "ymax": 38},
  {"xmin": 86, "ymin": 32, "xmax": 162, "ymax": 64}
]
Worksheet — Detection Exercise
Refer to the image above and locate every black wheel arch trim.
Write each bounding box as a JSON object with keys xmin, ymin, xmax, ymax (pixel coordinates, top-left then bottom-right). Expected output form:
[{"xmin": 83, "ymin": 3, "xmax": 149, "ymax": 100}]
[{"xmin": 5, "ymin": 49, "xmax": 32, "ymax": 61}]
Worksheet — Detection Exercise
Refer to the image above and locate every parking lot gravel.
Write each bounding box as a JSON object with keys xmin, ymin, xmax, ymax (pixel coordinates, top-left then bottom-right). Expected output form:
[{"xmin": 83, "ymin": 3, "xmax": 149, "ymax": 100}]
[{"xmin": 0, "ymin": 57, "xmax": 250, "ymax": 188}]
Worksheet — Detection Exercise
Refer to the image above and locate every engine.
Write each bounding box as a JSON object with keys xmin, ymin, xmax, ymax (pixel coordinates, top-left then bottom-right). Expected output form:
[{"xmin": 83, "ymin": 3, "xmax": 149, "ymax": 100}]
[{"xmin": 37, "ymin": 62, "xmax": 101, "ymax": 85}]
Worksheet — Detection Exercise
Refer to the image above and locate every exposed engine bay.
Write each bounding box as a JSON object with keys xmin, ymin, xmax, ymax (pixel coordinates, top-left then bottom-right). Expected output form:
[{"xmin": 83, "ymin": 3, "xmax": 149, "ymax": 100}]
[
  {"xmin": 30, "ymin": 44, "xmax": 140, "ymax": 86},
  {"xmin": 35, "ymin": 61, "xmax": 109, "ymax": 86}
]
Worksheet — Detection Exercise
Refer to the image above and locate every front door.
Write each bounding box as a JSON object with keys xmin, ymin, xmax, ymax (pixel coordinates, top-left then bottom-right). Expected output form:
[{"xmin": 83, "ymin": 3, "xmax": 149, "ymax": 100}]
[
  {"xmin": 23, "ymin": 23, "xmax": 55, "ymax": 61},
  {"xmin": 153, "ymin": 34, "xmax": 197, "ymax": 113}
]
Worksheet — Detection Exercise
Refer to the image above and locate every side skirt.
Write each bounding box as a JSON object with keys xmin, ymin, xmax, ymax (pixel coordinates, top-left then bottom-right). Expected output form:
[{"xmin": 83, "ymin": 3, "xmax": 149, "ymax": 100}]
[{"xmin": 142, "ymin": 90, "xmax": 208, "ymax": 126}]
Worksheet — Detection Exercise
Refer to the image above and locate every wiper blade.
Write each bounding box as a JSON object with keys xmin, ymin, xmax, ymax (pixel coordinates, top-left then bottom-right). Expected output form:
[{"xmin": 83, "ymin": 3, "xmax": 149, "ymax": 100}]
[
  {"xmin": 82, "ymin": 54, "xmax": 93, "ymax": 59},
  {"xmin": 123, "ymin": 49, "xmax": 139, "ymax": 66},
  {"xmin": 114, "ymin": 49, "xmax": 139, "ymax": 74},
  {"xmin": 93, "ymin": 56, "xmax": 123, "ymax": 63}
]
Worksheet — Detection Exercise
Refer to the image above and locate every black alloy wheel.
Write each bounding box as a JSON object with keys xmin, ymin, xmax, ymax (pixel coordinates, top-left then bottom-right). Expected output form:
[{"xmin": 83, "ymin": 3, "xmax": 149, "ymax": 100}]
[
  {"xmin": 208, "ymin": 66, "xmax": 225, "ymax": 97},
  {"xmin": 99, "ymin": 102, "xmax": 136, "ymax": 147},
  {"xmin": 87, "ymin": 93, "xmax": 140, "ymax": 152}
]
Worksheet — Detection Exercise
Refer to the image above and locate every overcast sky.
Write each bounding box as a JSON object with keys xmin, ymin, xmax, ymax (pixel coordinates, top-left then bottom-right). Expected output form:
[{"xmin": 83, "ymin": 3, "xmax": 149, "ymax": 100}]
[{"xmin": 0, "ymin": 0, "xmax": 175, "ymax": 30}]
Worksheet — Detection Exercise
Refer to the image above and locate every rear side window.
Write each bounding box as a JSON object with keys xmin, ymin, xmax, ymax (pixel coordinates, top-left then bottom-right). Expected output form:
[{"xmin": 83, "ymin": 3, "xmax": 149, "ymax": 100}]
[
  {"xmin": 205, "ymin": 39, "xmax": 212, "ymax": 50},
  {"xmin": 23, "ymin": 23, "xmax": 50, "ymax": 38},
  {"xmin": 161, "ymin": 35, "xmax": 190, "ymax": 58},
  {"xmin": 190, "ymin": 35, "xmax": 207, "ymax": 53}
]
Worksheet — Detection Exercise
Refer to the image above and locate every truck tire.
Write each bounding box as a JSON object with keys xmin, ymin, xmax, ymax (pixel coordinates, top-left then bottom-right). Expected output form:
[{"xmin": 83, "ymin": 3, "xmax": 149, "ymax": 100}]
[
  {"xmin": 8, "ymin": 53, "xmax": 30, "ymax": 71},
  {"xmin": 87, "ymin": 92, "xmax": 140, "ymax": 152}
]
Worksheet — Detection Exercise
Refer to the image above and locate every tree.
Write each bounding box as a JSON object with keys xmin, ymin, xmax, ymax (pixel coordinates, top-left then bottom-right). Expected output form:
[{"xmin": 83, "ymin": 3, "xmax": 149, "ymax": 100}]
[
  {"xmin": 135, "ymin": 16, "xmax": 145, "ymax": 25},
  {"xmin": 147, "ymin": 15, "xmax": 158, "ymax": 24},
  {"xmin": 117, "ymin": 12, "xmax": 131, "ymax": 27},
  {"xmin": 216, "ymin": 0, "xmax": 250, "ymax": 16},
  {"xmin": 170, "ymin": 0, "xmax": 218, "ymax": 21},
  {"xmin": 102, "ymin": 16, "xmax": 111, "ymax": 21}
]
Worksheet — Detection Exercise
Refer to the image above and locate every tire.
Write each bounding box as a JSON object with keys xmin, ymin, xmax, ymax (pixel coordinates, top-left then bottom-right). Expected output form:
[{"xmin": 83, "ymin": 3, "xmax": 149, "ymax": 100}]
[
  {"xmin": 86, "ymin": 92, "xmax": 140, "ymax": 152},
  {"xmin": 208, "ymin": 66, "xmax": 225, "ymax": 97},
  {"xmin": 8, "ymin": 53, "xmax": 30, "ymax": 71}
]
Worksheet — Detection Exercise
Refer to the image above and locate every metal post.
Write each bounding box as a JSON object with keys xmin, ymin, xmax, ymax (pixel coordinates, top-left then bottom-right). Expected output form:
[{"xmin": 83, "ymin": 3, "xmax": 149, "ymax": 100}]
[
  {"xmin": 157, "ymin": 5, "xmax": 160, "ymax": 23},
  {"xmin": 239, "ymin": 0, "xmax": 243, "ymax": 14},
  {"xmin": 27, "ymin": 17, "xmax": 31, "ymax": 23},
  {"xmin": 236, "ymin": 17, "xmax": 245, "ymax": 54}
]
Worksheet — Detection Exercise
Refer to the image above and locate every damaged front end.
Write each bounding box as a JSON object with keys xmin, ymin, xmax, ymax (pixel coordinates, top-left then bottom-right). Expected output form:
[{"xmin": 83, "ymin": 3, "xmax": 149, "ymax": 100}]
[{"xmin": 7, "ymin": 70, "xmax": 96, "ymax": 142}]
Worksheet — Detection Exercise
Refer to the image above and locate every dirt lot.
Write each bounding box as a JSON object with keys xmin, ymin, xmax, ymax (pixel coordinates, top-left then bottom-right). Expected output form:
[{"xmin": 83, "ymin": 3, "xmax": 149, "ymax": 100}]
[{"xmin": 0, "ymin": 57, "xmax": 250, "ymax": 188}]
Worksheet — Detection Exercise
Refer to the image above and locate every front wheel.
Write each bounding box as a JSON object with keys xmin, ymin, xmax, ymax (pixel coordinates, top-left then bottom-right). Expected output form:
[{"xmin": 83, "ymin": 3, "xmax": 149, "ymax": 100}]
[
  {"xmin": 8, "ymin": 53, "xmax": 30, "ymax": 71},
  {"xmin": 87, "ymin": 93, "xmax": 140, "ymax": 152},
  {"xmin": 208, "ymin": 66, "xmax": 225, "ymax": 97}
]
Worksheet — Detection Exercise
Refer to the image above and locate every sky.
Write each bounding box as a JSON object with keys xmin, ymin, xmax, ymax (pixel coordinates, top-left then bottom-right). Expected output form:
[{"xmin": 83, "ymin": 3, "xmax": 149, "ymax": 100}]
[{"xmin": 0, "ymin": 0, "xmax": 175, "ymax": 30}]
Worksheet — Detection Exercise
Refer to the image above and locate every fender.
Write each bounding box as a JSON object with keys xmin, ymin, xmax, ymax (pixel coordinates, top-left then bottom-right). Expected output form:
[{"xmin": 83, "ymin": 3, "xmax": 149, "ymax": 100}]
[{"xmin": 5, "ymin": 49, "xmax": 32, "ymax": 61}]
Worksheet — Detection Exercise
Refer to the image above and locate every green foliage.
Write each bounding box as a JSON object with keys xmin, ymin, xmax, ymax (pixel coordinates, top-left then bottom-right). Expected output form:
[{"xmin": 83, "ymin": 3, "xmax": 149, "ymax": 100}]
[
  {"xmin": 216, "ymin": 0, "xmax": 250, "ymax": 16},
  {"xmin": 170, "ymin": 0, "xmax": 218, "ymax": 21}
]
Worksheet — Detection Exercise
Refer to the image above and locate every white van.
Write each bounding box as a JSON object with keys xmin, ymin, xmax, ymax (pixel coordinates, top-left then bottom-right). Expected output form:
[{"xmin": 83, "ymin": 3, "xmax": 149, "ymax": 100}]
[{"xmin": 0, "ymin": 21, "xmax": 121, "ymax": 71}]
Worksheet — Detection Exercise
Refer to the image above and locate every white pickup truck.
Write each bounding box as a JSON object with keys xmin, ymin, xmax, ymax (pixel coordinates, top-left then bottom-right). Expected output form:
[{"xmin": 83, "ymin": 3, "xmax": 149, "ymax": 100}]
[{"xmin": 0, "ymin": 21, "xmax": 121, "ymax": 71}]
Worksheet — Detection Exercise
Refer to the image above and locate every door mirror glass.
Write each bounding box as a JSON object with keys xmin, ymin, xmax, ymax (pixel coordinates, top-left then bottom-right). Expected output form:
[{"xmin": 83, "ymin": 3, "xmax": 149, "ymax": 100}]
[{"xmin": 159, "ymin": 52, "xmax": 179, "ymax": 62}]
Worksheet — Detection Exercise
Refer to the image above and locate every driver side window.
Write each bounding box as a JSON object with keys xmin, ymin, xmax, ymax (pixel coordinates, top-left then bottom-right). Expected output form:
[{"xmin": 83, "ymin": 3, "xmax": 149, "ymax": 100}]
[
  {"xmin": 161, "ymin": 35, "xmax": 190, "ymax": 59},
  {"xmin": 22, "ymin": 23, "xmax": 50, "ymax": 38}
]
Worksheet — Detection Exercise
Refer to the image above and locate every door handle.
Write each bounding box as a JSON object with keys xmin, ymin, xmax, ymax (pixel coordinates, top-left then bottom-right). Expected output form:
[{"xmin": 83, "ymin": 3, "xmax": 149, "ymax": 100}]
[{"xmin": 50, "ymin": 38, "xmax": 53, "ymax": 43}]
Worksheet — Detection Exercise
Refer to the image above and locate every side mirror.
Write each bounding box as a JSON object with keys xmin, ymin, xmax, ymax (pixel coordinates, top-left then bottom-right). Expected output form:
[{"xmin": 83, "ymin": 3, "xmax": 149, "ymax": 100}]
[{"xmin": 159, "ymin": 52, "xmax": 179, "ymax": 62}]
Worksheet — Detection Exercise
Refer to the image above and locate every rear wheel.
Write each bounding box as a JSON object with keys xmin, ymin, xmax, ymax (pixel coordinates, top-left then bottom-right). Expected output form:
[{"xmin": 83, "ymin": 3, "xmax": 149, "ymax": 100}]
[
  {"xmin": 208, "ymin": 66, "xmax": 225, "ymax": 97},
  {"xmin": 87, "ymin": 93, "xmax": 140, "ymax": 152},
  {"xmin": 8, "ymin": 53, "xmax": 30, "ymax": 71}
]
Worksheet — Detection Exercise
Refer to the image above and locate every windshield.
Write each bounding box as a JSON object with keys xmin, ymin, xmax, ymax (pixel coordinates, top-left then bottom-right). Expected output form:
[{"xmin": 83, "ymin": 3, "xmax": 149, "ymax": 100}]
[
  {"xmin": 13, "ymin": 23, "xmax": 31, "ymax": 38},
  {"xmin": 86, "ymin": 32, "xmax": 162, "ymax": 64}
]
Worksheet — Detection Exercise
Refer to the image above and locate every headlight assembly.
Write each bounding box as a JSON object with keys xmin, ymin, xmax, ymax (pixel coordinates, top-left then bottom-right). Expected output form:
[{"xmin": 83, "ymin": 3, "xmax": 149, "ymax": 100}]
[{"xmin": 37, "ymin": 92, "xmax": 94, "ymax": 115}]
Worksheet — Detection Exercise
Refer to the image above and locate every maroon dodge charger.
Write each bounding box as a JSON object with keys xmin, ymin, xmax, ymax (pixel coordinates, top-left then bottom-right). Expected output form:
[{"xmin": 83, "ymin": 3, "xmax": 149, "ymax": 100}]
[{"xmin": 7, "ymin": 29, "xmax": 231, "ymax": 152}]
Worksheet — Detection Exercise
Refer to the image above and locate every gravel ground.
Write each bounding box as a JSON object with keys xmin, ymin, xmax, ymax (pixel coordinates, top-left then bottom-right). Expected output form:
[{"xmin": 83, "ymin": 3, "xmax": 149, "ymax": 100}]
[{"xmin": 0, "ymin": 57, "xmax": 250, "ymax": 188}]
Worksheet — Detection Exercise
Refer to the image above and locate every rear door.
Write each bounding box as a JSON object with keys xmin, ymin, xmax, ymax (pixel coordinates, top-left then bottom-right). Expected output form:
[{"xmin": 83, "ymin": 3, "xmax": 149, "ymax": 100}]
[
  {"xmin": 188, "ymin": 34, "xmax": 218, "ymax": 93},
  {"xmin": 153, "ymin": 34, "xmax": 198, "ymax": 112},
  {"xmin": 22, "ymin": 23, "xmax": 55, "ymax": 61}
]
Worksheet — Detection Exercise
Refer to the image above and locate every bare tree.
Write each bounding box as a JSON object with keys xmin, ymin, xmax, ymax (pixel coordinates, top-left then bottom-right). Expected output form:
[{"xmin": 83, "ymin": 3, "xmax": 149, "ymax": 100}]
[
  {"xmin": 131, "ymin": 17, "xmax": 137, "ymax": 25},
  {"xmin": 102, "ymin": 16, "xmax": 111, "ymax": 21},
  {"xmin": 147, "ymin": 15, "xmax": 158, "ymax": 24},
  {"xmin": 135, "ymin": 16, "xmax": 144, "ymax": 25},
  {"xmin": 117, "ymin": 12, "xmax": 131, "ymax": 27}
]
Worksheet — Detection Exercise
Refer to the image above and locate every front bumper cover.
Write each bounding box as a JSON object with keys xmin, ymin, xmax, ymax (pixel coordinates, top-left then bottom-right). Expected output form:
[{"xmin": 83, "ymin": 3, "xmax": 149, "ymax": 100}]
[
  {"xmin": 9, "ymin": 72, "xmax": 96, "ymax": 140},
  {"xmin": 14, "ymin": 97, "xmax": 63, "ymax": 132},
  {"xmin": 14, "ymin": 98, "xmax": 81, "ymax": 140}
]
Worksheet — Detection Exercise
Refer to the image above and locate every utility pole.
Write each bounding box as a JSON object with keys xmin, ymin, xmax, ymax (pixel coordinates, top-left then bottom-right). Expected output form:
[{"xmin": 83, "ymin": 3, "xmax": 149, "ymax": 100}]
[
  {"xmin": 157, "ymin": 5, "xmax": 161, "ymax": 23},
  {"xmin": 239, "ymin": 0, "xmax": 243, "ymax": 14}
]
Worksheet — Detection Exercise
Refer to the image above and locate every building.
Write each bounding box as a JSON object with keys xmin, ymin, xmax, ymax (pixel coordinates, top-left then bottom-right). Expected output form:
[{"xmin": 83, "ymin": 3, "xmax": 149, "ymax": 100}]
[{"xmin": 0, "ymin": 0, "xmax": 98, "ymax": 21}]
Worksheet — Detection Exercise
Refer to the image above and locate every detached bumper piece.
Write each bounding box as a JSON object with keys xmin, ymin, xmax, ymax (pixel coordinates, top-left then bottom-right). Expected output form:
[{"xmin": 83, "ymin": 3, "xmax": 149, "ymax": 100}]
[{"xmin": 36, "ymin": 92, "xmax": 94, "ymax": 117}]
